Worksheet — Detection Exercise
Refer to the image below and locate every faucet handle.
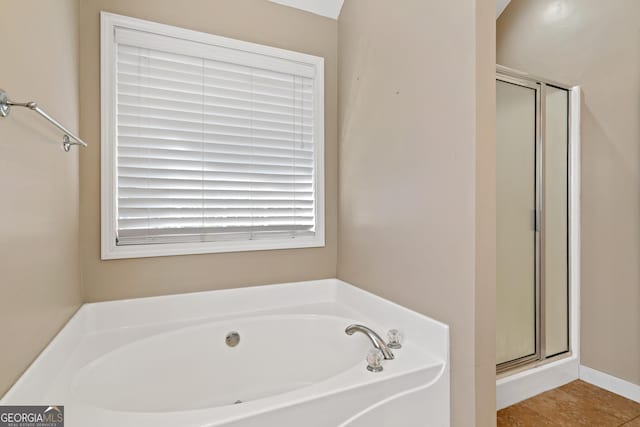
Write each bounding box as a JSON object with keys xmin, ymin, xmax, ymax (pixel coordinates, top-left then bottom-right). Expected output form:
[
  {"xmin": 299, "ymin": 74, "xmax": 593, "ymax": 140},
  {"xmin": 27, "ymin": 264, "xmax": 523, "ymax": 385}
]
[
  {"xmin": 366, "ymin": 348, "xmax": 384, "ymax": 372},
  {"xmin": 387, "ymin": 329, "xmax": 403, "ymax": 349}
]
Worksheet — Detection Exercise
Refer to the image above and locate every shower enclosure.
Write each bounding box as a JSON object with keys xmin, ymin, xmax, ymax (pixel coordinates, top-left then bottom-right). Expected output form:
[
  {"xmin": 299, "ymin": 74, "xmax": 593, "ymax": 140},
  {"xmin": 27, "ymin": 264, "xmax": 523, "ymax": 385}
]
[{"xmin": 496, "ymin": 67, "xmax": 572, "ymax": 372}]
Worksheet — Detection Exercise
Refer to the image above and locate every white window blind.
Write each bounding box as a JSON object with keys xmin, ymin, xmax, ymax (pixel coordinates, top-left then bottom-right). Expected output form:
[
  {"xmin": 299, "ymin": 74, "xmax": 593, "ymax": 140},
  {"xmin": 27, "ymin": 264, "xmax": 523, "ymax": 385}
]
[{"xmin": 101, "ymin": 16, "xmax": 325, "ymax": 258}]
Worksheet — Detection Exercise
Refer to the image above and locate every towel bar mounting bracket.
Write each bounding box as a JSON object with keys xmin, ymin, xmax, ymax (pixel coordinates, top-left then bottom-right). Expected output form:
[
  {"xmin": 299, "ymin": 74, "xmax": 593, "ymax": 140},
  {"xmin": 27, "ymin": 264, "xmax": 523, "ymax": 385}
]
[{"xmin": 0, "ymin": 90, "xmax": 9, "ymax": 118}]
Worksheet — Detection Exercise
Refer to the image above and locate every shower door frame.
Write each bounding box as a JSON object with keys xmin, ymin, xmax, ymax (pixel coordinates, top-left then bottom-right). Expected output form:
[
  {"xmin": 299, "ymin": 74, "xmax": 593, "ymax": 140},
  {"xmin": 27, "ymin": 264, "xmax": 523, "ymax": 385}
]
[{"xmin": 496, "ymin": 68, "xmax": 574, "ymax": 374}]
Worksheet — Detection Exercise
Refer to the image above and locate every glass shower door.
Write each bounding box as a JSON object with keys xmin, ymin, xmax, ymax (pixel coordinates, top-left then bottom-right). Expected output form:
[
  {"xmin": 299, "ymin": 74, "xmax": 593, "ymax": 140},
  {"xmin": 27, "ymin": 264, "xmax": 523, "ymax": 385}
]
[
  {"xmin": 544, "ymin": 86, "xmax": 570, "ymax": 357},
  {"xmin": 496, "ymin": 74, "xmax": 571, "ymax": 371},
  {"xmin": 496, "ymin": 79, "xmax": 539, "ymax": 367}
]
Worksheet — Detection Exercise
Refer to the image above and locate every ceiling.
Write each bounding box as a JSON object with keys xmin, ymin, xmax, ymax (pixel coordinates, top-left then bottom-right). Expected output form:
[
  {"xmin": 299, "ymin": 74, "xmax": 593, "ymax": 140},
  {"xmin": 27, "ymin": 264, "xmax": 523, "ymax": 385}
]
[
  {"xmin": 268, "ymin": 0, "xmax": 344, "ymax": 19},
  {"xmin": 270, "ymin": 0, "xmax": 509, "ymax": 20},
  {"xmin": 496, "ymin": 0, "xmax": 512, "ymax": 17}
]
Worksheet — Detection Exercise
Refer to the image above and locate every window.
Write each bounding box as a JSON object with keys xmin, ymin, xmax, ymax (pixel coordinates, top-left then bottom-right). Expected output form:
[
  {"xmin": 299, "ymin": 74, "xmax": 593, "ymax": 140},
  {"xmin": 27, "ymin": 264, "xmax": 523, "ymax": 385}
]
[{"xmin": 101, "ymin": 13, "xmax": 324, "ymax": 260}]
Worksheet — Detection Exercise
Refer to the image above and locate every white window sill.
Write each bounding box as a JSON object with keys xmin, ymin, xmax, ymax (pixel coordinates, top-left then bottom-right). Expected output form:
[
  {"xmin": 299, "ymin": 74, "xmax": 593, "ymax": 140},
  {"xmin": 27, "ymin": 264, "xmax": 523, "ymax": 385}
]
[{"xmin": 101, "ymin": 235, "xmax": 325, "ymax": 260}]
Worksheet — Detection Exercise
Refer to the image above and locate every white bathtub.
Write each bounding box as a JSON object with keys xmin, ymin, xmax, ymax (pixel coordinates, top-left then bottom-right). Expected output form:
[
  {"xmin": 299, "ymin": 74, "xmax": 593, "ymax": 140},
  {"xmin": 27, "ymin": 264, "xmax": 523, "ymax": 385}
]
[{"xmin": 1, "ymin": 279, "xmax": 449, "ymax": 426}]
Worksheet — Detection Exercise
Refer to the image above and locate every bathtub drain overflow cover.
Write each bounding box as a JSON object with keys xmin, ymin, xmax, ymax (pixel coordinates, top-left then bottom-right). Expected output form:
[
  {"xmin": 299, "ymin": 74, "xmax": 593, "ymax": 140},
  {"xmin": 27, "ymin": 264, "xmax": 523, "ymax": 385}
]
[{"xmin": 226, "ymin": 331, "xmax": 240, "ymax": 347}]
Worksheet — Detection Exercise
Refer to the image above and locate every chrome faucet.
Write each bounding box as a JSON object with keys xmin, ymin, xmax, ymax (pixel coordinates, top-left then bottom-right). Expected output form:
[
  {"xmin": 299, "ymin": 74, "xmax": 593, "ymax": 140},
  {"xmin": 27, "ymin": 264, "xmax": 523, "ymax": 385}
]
[{"xmin": 345, "ymin": 324, "xmax": 395, "ymax": 360}]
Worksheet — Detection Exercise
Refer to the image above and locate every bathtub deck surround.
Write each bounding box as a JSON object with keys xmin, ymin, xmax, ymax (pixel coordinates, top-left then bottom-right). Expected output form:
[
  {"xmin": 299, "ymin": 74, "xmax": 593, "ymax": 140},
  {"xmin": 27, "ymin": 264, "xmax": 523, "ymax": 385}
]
[{"xmin": 1, "ymin": 279, "xmax": 450, "ymax": 427}]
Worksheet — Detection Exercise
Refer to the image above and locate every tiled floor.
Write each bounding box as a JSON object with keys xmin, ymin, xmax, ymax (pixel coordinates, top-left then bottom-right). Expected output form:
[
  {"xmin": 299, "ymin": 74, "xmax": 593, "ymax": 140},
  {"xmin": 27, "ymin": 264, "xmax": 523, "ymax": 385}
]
[{"xmin": 497, "ymin": 380, "xmax": 640, "ymax": 426}]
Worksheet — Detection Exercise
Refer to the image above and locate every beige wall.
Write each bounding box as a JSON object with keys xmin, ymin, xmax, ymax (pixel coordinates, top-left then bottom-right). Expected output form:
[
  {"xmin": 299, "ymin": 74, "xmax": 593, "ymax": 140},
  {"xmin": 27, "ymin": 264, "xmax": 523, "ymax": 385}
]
[
  {"xmin": 78, "ymin": 0, "xmax": 338, "ymax": 301},
  {"xmin": 0, "ymin": 2, "xmax": 499, "ymax": 418},
  {"xmin": 337, "ymin": 1, "xmax": 496, "ymax": 425},
  {"xmin": 474, "ymin": 1, "xmax": 498, "ymax": 423},
  {"xmin": 497, "ymin": 0, "xmax": 640, "ymax": 386},
  {"xmin": 0, "ymin": 0, "xmax": 83, "ymax": 396}
]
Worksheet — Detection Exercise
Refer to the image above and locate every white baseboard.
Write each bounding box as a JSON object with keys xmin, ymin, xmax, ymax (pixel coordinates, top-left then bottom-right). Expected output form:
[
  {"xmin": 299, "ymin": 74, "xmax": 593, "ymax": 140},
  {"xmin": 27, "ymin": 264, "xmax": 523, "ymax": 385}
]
[
  {"xmin": 580, "ymin": 365, "xmax": 640, "ymax": 403},
  {"xmin": 497, "ymin": 362, "xmax": 640, "ymax": 410},
  {"xmin": 496, "ymin": 356, "xmax": 579, "ymax": 409}
]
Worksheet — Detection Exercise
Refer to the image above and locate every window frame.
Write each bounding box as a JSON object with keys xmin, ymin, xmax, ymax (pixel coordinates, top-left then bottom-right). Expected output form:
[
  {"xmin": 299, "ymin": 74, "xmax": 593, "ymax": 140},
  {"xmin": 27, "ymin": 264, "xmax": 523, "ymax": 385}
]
[{"xmin": 100, "ymin": 12, "xmax": 325, "ymax": 260}]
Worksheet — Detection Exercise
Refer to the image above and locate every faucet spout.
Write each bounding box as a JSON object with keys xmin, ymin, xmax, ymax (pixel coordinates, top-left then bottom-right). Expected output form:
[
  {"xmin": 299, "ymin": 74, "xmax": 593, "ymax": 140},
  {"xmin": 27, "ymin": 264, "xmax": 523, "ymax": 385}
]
[{"xmin": 345, "ymin": 324, "xmax": 394, "ymax": 360}]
